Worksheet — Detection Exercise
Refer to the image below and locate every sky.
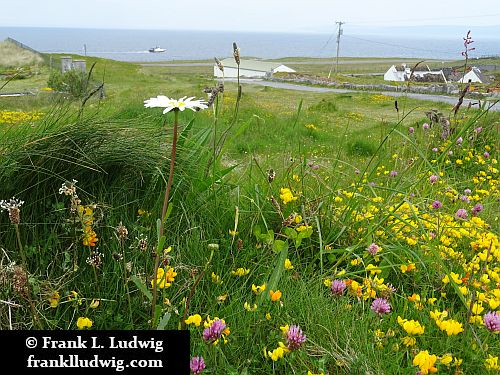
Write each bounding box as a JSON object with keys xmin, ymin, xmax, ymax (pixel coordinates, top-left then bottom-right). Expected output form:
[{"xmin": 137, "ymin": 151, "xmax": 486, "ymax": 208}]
[{"xmin": 1, "ymin": 0, "xmax": 499, "ymax": 34}]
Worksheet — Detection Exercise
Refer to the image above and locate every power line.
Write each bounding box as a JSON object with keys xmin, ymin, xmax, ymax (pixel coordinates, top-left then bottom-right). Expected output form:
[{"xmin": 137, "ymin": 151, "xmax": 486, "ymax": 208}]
[
  {"xmin": 342, "ymin": 35, "xmax": 459, "ymax": 57},
  {"xmin": 328, "ymin": 21, "xmax": 344, "ymax": 78},
  {"xmin": 347, "ymin": 13, "xmax": 500, "ymax": 26}
]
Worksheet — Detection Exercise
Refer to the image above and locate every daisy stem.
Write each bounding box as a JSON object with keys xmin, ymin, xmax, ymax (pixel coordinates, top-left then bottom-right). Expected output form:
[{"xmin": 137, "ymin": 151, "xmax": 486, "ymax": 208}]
[{"xmin": 152, "ymin": 110, "xmax": 179, "ymax": 327}]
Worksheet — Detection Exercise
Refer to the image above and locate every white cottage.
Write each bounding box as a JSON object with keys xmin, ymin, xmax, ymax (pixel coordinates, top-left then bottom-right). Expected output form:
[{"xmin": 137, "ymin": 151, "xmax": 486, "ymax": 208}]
[
  {"xmin": 384, "ymin": 64, "xmax": 446, "ymax": 82},
  {"xmin": 459, "ymin": 67, "xmax": 489, "ymax": 84},
  {"xmin": 214, "ymin": 58, "xmax": 295, "ymax": 78}
]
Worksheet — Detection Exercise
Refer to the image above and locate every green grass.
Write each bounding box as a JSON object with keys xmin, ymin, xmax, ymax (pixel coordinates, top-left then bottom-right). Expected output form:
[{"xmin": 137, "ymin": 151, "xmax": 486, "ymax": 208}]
[{"xmin": 0, "ymin": 52, "xmax": 499, "ymax": 374}]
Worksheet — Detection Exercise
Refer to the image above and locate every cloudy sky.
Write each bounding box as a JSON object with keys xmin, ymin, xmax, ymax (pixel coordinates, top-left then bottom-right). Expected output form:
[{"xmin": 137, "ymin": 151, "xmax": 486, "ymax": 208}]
[{"xmin": 1, "ymin": 0, "xmax": 499, "ymax": 33}]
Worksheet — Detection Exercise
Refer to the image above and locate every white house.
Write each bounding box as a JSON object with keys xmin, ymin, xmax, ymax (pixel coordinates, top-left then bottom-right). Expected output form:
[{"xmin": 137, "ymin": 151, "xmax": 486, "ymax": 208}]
[
  {"xmin": 459, "ymin": 67, "xmax": 489, "ymax": 84},
  {"xmin": 384, "ymin": 64, "xmax": 446, "ymax": 82},
  {"xmin": 214, "ymin": 58, "xmax": 295, "ymax": 78}
]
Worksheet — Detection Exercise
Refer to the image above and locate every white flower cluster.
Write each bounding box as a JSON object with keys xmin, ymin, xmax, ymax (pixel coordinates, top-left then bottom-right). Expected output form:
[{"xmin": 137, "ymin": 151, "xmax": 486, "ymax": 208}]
[
  {"xmin": 59, "ymin": 179, "xmax": 78, "ymax": 196},
  {"xmin": 0, "ymin": 197, "xmax": 24, "ymax": 211}
]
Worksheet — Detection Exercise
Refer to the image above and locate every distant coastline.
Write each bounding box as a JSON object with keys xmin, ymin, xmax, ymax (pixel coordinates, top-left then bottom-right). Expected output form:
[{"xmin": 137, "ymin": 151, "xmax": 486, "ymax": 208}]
[{"xmin": 1, "ymin": 27, "xmax": 499, "ymax": 62}]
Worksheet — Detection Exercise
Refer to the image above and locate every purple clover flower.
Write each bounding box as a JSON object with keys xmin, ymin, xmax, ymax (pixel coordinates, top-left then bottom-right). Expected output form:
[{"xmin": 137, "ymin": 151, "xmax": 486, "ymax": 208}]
[
  {"xmin": 367, "ymin": 243, "xmax": 380, "ymax": 255},
  {"xmin": 390, "ymin": 170, "xmax": 398, "ymax": 177},
  {"xmin": 286, "ymin": 324, "xmax": 306, "ymax": 350},
  {"xmin": 202, "ymin": 319, "xmax": 226, "ymax": 343},
  {"xmin": 455, "ymin": 208, "xmax": 468, "ymax": 220},
  {"xmin": 432, "ymin": 200, "xmax": 443, "ymax": 209},
  {"xmin": 432, "ymin": 147, "xmax": 438, "ymax": 153},
  {"xmin": 423, "ymin": 123, "xmax": 430, "ymax": 130},
  {"xmin": 429, "ymin": 175, "xmax": 438, "ymax": 184},
  {"xmin": 460, "ymin": 195, "xmax": 470, "ymax": 203},
  {"xmin": 484, "ymin": 311, "xmax": 500, "ymax": 333},
  {"xmin": 472, "ymin": 203, "xmax": 483, "ymax": 216},
  {"xmin": 484, "ymin": 152, "xmax": 490, "ymax": 158},
  {"xmin": 409, "ymin": 127, "xmax": 415, "ymax": 134},
  {"xmin": 464, "ymin": 188, "xmax": 472, "ymax": 194},
  {"xmin": 330, "ymin": 279, "xmax": 346, "ymax": 296},
  {"xmin": 456, "ymin": 137, "xmax": 463, "ymax": 145},
  {"xmin": 371, "ymin": 298, "xmax": 391, "ymax": 316},
  {"xmin": 190, "ymin": 356, "xmax": 206, "ymax": 375},
  {"xmin": 475, "ymin": 127, "xmax": 482, "ymax": 134}
]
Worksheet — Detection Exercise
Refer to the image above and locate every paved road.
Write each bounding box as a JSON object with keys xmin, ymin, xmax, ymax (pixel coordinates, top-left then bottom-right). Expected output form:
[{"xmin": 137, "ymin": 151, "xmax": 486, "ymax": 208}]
[
  {"xmin": 140, "ymin": 59, "xmax": 445, "ymax": 68},
  {"xmin": 228, "ymin": 79, "xmax": 500, "ymax": 112}
]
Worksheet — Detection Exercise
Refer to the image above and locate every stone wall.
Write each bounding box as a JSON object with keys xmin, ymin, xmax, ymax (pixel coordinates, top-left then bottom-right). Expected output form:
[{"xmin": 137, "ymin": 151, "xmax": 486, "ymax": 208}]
[{"xmin": 270, "ymin": 74, "xmax": 489, "ymax": 98}]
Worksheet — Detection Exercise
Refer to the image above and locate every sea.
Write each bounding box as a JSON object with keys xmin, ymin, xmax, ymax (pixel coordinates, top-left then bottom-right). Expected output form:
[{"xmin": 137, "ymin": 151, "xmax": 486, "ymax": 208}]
[{"xmin": 1, "ymin": 27, "xmax": 499, "ymax": 62}]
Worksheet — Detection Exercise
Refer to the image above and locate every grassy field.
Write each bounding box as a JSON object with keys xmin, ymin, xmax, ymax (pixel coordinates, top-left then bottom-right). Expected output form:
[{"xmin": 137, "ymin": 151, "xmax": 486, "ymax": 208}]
[{"xmin": 1, "ymin": 51, "xmax": 499, "ymax": 374}]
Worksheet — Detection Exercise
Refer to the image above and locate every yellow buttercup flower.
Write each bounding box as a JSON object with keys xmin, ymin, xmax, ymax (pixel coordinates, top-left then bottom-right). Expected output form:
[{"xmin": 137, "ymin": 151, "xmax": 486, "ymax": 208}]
[{"xmin": 284, "ymin": 259, "xmax": 294, "ymax": 270}]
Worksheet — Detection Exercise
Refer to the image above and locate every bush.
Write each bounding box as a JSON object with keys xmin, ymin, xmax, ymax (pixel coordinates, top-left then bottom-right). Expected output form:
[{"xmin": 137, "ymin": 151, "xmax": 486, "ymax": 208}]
[{"xmin": 47, "ymin": 69, "xmax": 92, "ymax": 98}]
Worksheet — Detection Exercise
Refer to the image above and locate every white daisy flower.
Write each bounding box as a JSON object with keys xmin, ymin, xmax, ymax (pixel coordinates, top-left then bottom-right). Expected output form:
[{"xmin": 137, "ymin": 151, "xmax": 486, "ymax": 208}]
[{"xmin": 144, "ymin": 95, "xmax": 208, "ymax": 114}]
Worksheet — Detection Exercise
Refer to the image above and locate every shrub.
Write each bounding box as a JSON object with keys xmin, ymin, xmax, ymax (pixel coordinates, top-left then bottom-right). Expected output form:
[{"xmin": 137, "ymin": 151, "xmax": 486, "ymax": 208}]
[{"xmin": 47, "ymin": 69, "xmax": 93, "ymax": 98}]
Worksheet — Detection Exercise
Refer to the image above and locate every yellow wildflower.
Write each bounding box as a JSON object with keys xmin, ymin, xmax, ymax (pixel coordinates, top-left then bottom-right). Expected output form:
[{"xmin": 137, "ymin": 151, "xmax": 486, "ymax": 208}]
[
  {"xmin": 270, "ymin": 290, "xmax": 282, "ymax": 302},
  {"xmin": 440, "ymin": 354, "xmax": 453, "ymax": 366},
  {"xmin": 401, "ymin": 336, "xmax": 416, "ymax": 347},
  {"xmin": 211, "ymin": 272, "xmax": 223, "ymax": 285},
  {"xmin": 435, "ymin": 319, "xmax": 464, "ymax": 336},
  {"xmin": 351, "ymin": 258, "xmax": 361, "ymax": 266},
  {"xmin": 413, "ymin": 350, "xmax": 438, "ymax": 374},
  {"xmin": 442, "ymin": 272, "xmax": 462, "ymax": 285},
  {"xmin": 252, "ymin": 283, "xmax": 266, "ymax": 294},
  {"xmin": 151, "ymin": 266, "xmax": 177, "ymax": 289},
  {"xmin": 231, "ymin": 268, "xmax": 250, "ymax": 277},
  {"xmin": 76, "ymin": 317, "xmax": 93, "ymax": 329},
  {"xmin": 485, "ymin": 355, "xmax": 500, "ymax": 370},
  {"xmin": 366, "ymin": 264, "xmax": 381, "ymax": 276},
  {"xmin": 398, "ymin": 316, "xmax": 425, "ymax": 335},
  {"xmin": 185, "ymin": 314, "xmax": 202, "ymax": 327},
  {"xmin": 49, "ymin": 291, "xmax": 60, "ymax": 308},
  {"xmin": 279, "ymin": 188, "xmax": 298, "ymax": 205},
  {"xmin": 284, "ymin": 259, "xmax": 294, "ymax": 270},
  {"xmin": 243, "ymin": 302, "xmax": 257, "ymax": 312}
]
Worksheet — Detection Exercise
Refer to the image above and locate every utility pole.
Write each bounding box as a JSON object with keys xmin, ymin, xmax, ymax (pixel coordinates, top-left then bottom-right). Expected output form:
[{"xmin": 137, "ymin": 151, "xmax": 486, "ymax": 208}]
[{"xmin": 328, "ymin": 21, "xmax": 344, "ymax": 79}]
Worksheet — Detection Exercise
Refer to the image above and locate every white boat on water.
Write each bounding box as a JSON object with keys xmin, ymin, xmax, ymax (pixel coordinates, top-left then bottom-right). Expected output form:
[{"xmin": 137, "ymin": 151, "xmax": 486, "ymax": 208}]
[{"xmin": 149, "ymin": 46, "xmax": 166, "ymax": 53}]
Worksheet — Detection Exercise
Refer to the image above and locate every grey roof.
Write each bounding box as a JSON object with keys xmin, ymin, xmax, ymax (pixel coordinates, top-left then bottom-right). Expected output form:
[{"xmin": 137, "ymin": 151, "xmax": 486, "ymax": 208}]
[
  {"xmin": 471, "ymin": 67, "xmax": 490, "ymax": 84},
  {"xmin": 219, "ymin": 58, "xmax": 287, "ymax": 72}
]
